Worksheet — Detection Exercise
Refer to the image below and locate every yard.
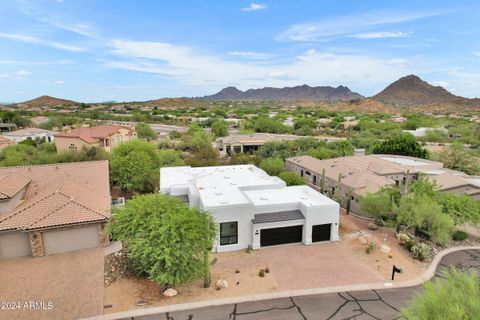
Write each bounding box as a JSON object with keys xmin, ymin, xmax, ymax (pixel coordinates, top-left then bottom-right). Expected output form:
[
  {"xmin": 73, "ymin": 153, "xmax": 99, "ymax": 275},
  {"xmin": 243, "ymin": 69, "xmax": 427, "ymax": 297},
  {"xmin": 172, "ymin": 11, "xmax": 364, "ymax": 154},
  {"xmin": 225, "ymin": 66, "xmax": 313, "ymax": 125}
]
[{"xmin": 103, "ymin": 212, "xmax": 427, "ymax": 313}]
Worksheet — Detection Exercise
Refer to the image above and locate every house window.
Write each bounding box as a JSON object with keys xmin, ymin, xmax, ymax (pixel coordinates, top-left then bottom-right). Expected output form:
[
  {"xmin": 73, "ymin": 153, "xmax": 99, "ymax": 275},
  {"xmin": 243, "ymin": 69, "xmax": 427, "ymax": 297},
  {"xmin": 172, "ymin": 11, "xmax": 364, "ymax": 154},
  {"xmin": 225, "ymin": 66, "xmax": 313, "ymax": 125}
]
[
  {"xmin": 220, "ymin": 222, "xmax": 238, "ymax": 245},
  {"xmin": 306, "ymin": 171, "xmax": 311, "ymax": 176},
  {"xmin": 69, "ymin": 143, "xmax": 77, "ymax": 150},
  {"xmin": 313, "ymin": 175, "xmax": 317, "ymax": 185},
  {"xmin": 300, "ymin": 169, "xmax": 304, "ymax": 177}
]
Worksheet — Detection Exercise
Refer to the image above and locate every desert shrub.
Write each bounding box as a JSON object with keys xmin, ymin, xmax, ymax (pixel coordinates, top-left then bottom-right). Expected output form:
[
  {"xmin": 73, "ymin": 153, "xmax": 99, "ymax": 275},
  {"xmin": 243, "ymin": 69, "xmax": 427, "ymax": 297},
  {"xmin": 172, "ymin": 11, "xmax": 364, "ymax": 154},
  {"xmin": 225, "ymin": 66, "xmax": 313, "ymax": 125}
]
[
  {"xmin": 278, "ymin": 171, "xmax": 305, "ymax": 186},
  {"xmin": 410, "ymin": 242, "xmax": 431, "ymax": 261},
  {"xmin": 452, "ymin": 230, "xmax": 468, "ymax": 241},
  {"xmin": 396, "ymin": 233, "xmax": 410, "ymax": 245},
  {"xmin": 258, "ymin": 269, "xmax": 265, "ymax": 277},
  {"xmin": 366, "ymin": 242, "xmax": 377, "ymax": 254}
]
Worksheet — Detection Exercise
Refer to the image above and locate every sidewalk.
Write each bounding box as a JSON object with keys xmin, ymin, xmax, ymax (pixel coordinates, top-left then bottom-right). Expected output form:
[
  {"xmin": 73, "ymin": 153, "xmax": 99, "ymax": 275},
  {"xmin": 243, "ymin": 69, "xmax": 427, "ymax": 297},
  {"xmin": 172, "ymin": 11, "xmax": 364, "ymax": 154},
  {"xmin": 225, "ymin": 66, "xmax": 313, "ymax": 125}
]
[{"xmin": 82, "ymin": 245, "xmax": 480, "ymax": 320}]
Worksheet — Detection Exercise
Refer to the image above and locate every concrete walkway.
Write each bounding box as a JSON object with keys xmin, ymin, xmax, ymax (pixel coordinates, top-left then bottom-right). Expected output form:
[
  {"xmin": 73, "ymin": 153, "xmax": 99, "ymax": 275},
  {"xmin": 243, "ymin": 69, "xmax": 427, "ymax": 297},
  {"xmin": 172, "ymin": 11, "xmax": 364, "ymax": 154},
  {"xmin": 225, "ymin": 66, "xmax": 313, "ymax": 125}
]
[{"xmin": 82, "ymin": 245, "xmax": 480, "ymax": 320}]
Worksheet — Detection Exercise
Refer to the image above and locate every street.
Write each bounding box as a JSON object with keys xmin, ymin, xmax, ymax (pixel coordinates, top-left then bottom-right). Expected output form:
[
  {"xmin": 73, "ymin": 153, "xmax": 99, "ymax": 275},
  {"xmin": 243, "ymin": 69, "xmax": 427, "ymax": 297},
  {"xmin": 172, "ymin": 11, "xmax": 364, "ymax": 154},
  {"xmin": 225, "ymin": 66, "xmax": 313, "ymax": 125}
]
[{"xmin": 134, "ymin": 249, "xmax": 480, "ymax": 320}]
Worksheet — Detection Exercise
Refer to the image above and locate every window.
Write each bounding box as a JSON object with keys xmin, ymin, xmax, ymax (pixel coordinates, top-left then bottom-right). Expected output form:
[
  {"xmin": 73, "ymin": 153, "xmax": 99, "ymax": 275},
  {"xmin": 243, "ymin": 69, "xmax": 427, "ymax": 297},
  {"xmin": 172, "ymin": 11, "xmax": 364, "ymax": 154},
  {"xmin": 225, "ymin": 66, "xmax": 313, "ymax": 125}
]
[
  {"xmin": 69, "ymin": 143, "xmax": 77, "ymax": 150},
  {"xmin": 306, "ymin": 171, "xmax": 311, "ymax": 176},
  {"xmin": 313, "ymin": 175, "xmax": 317, "ymax": 185},
  {"xmin": 300, "ymin": 169, "xmax": 304, "ymax": 177},
  {"xmin": 220, "ymin": 222, "xmax": 238, "ymax": 245}
]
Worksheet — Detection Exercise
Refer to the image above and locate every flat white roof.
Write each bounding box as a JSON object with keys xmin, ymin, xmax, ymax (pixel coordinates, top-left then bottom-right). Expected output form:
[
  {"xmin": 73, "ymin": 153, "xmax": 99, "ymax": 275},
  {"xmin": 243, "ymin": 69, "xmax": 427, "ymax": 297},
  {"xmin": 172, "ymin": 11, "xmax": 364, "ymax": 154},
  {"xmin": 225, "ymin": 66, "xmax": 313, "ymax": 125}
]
[
  {"xmin": 244, "ymin": 185, "xmax": 338, "ymax": 208},
  {"xmin": 379, "ymin": 156, "xmax": 431, "ymax": 167},
  {"xmin": 160, "ymin": 165, "xmax": 336, "ymax": 209}
]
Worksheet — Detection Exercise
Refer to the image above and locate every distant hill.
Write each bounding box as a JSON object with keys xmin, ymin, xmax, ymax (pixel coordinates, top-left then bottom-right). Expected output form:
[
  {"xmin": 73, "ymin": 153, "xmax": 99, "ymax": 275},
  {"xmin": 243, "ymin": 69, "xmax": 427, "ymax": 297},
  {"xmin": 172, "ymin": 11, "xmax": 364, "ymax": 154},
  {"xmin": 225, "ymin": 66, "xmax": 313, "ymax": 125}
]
[
  {"xmin": 202, "ymin": 84, "xmax": 364, "ymax": 101},
  {"xmin": 372, "ymin": 75, "xmax": 479, "ymax": 107},
  {"xmin": 18, "ymin": 95, "xmax": 79, "ymax": 107}
]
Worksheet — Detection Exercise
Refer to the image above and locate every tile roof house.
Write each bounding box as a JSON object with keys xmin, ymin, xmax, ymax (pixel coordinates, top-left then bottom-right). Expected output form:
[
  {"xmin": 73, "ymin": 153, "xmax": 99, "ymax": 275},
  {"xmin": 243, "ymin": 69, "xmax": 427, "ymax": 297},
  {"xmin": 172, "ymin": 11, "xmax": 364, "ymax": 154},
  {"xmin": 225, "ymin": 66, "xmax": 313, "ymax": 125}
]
[
  {"xmin": 286, "ymin": 154, "xmax": 480, "ymax": 215},
  {"xmin": 216, "ymin": 133, "xmax": 345, "ymax": 156},
  {"xmin": 161, "ymin": 164, "xmax": 339, "ymax": 252},
  {"xmin": 2, "ymin": 128, "xmax": 57, "ymax": 143},
  {"xmin": 54, "ymin": 125, "xmax": 136, "ymax": 152},
  {"xmin": 0, "ymin": 161, "xmax": 111, "ymax": 259}
]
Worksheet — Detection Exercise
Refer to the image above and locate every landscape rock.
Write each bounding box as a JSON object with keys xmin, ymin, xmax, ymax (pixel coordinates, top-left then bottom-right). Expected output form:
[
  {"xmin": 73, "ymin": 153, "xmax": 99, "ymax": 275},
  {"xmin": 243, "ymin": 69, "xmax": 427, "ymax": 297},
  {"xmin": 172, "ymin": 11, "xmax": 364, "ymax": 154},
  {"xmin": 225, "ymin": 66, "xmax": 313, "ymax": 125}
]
[
  {"xmin": 380, "ymin": 245, "xmax": 391, "ymax": 254},
  {"xmin": 216, "ymin": 279, "xmax": 228, "ymax": 289},
  {"xmin": 163, "ymin": 288, "xmax": 178, "ymax": 297},
  {"xmin": 367, "ymin": 223, "xmax": 378, "ymax": 230},
  {"xmin": 358, "ymin": 236, "xmax": 368, "ymax": 245}
]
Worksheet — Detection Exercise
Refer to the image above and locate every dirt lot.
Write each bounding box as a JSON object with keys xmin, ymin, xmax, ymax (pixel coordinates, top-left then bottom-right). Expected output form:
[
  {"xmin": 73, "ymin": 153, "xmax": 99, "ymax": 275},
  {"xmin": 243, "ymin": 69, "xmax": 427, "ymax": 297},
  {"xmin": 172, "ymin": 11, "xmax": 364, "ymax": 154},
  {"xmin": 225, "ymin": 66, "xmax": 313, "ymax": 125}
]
[
  {"xmin": 104, "ymin": 212, "xmax": 427, "ymax": 313},
  {"xmin": 0, "ymin": 248, "xmax": 104, "ymax": 320}
]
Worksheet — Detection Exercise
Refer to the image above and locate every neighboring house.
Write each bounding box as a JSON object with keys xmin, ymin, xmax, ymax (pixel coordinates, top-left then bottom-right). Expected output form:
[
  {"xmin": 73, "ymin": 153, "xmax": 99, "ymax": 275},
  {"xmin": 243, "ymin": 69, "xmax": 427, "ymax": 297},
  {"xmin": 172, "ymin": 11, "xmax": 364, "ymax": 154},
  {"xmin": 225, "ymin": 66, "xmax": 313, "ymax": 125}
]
[
  {"xmin": 0, "ymin": 123, "xmax": 17, "ymax": 132},
  {"xmin": 2, "ymin": 128, "xmax": 57, "ymax": 143},
  {"xmin": 0, "ymin": 136, "xmax": 14, "ymax": 150},
  {"xmin": 30, "ymin": 116, "xmax": 49, "ymax": 126},
  {"xmin": 402, "ymin": 127, "xmax": 448, "ymax": 137},
  {"xmin": 286, "ymin": 154, "xmax": 480, "ymax": 215},
  {"xmin": 160, "ymin": 164, "xmax": 339, "ymax": 252},
  {"xmin": 0, "ymin": 161, "xmax": 111, "ymax": 260},
  {"xmin": 216, "ymin": 133, "xmax": 345, "ymax": 156},
  {"xmin": 54, "ymin": 125, "xmax": 136, "ymax": 152}
]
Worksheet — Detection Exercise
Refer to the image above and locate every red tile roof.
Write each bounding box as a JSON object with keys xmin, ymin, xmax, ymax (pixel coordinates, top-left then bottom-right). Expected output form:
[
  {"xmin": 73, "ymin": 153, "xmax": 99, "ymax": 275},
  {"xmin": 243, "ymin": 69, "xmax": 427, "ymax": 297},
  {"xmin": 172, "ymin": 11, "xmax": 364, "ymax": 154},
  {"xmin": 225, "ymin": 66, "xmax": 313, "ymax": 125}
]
[
  {"xmin": 54, "ymin": 125, "xmax": 133, "ymax": 143},
  {"xmin": 0, "ymin": 161, "xmax": 110, "ymax": 231}
]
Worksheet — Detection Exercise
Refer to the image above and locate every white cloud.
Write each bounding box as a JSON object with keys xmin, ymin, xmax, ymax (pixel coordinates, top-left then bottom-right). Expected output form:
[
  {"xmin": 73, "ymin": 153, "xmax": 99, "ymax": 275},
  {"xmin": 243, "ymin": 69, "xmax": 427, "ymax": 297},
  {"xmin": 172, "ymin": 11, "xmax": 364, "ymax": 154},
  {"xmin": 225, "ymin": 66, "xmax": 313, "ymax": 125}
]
[
  {"xmin": 277, "ymin": 10, "xmax": 447, "ymax": 41},
  {"xmin": 0, "ymin": 32, "xmax": 85, "ymax": 52},
  {"xmin": 473, "ymin": 51, "xmax": 480, "ymax": 57},
  {"xmin": 15, "ymin": 70, "xmax": 31, "ymax": 79},
  {"xmin": 228, "ymin": 51, "xmax": 270, "ymax": 59},
  {"xmin": 241, "ymin": 3, "xmax": 267, "ymax": 12},
  {"xmin": 53, "ymin": 80, "xmax": 64, "ymax": 84},
  {"xmin": 386, "ymin": 58, "xmax": 409, "ymax": 68},
  {"xmin": 351, "ymin": 31, "xmax": 411, "ymax": 39},
  {"xmin": 107, "ymin": 39, "xmax": 416, "ymax": 96},
  {"xmin": 0, "ymin": 73, "xmax": 10, "ymax": 78}
]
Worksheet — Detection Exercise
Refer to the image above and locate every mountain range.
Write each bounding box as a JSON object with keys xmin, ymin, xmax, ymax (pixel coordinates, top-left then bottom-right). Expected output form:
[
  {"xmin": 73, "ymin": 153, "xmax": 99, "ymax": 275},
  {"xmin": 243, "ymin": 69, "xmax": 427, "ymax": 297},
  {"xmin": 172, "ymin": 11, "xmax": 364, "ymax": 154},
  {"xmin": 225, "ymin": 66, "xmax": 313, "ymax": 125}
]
[
  {"xmin": 10, "ymin": 75, "xmax": 480, "ymax": 110},
  {"xmin": 200, "ymin": 84, "xmax": 363, "ymax": 101}
]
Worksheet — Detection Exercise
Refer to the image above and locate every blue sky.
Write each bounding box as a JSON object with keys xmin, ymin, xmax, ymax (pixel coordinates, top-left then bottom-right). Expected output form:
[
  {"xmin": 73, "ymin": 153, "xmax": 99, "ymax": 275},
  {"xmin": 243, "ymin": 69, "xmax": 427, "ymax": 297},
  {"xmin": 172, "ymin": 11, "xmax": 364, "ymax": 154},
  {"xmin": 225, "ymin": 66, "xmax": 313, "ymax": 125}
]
[{"xmin": 0, "ymin": 0, "xmax": 479, "ymax": 102}]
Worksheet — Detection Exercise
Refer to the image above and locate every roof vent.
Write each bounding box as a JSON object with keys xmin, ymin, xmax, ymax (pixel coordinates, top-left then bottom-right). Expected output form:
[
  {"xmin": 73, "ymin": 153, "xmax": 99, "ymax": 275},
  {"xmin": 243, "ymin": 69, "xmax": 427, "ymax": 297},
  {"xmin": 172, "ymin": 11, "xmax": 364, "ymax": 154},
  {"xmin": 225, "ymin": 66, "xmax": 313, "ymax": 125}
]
[
  {"xmin": 224, "ymin": 176, "xmax": 231, "ymax": 179},
  {"xmin": 260, "ymin": 197, "xmax": 268, "ymax": 200},
  {"xmin": 215, "ymin": 192, "xmax": 223, "ymax": 196},
  {"xmin": 230, "ymin": 182, "xmax": 237, "ymax": 185},
  {"xmin": 220, "ymin": 201, "xmax": 229, "ymax": 205}
]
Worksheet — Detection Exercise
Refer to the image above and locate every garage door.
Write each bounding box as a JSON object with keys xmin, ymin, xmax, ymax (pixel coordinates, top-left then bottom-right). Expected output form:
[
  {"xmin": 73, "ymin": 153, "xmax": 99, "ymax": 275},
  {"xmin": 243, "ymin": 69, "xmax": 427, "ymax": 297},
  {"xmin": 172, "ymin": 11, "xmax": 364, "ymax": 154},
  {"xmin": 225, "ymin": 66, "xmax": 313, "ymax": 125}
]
[
  {"xmin": 43, "ymin": 225, "xmax": 100, "ymax": 255},
  {"xmin": 260, "ymin": 225, "xmax": 303, "ymax": 247},
  {"xmin": 0, "ymin": 232, "xmax": 31, "ymax": 259},
  {"xmin": 312, "ymin": 224, "xmax": 331, "ymax": 242}
]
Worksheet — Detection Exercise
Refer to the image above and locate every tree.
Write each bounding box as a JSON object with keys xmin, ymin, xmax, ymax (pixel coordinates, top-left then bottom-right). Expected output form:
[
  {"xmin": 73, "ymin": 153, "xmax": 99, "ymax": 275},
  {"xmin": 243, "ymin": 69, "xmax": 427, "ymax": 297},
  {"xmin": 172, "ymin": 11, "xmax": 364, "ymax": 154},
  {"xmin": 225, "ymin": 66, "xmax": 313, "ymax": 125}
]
[
  {"xmin": 259, "ymin": 158, "xmax": 285, "ymax": 176},
  {"xmin": 185, "ymin": 147, "xmax": 220, "ymax": 167},
  {"xmin": 136, "ymin": 123, "xmax": 158, "ymax": 141},
  {"xmin": 359, "ymin": 190, "xmax": 396, "ymax": 224},
  {"xmin": 108, "ymin": 194, "xmax": 216, "ymax": 287},
  {"xmin": 402, "ymin": 268, "xmax": 480, "ymax": 320},
  {"xmin": 396, "ymin": 195, "xmax": 453, "ymax": 246},
  {"xmin": 436, "ymin": 142, "xmax": 480, "ymax": 175},
  {"xmin": 211, "ymin": 120, "xmax": 228, "ymax": 138},
  {"xmin": 278, "ymin": 172, "xmax": 305, "ymax": 186},
  {"xmin": 110, "ymin": 140, "xmax": 161, "ymax": 193},
  {"xmin": 373, "ymin": 134, "xmax": 428, "ymax": 158},
  {"xmin": 257, "ymin": 141, "xmax": 290, "ymax": 160}
]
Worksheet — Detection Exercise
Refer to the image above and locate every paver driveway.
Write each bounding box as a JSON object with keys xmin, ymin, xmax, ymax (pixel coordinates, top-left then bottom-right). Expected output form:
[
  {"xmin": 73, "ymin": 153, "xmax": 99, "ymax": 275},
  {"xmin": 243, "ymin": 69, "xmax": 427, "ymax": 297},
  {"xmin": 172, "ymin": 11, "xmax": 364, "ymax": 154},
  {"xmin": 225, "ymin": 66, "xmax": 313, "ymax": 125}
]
[{"xmin": 0, "ymin": 248, "xmax": 104, "ymax": 320}]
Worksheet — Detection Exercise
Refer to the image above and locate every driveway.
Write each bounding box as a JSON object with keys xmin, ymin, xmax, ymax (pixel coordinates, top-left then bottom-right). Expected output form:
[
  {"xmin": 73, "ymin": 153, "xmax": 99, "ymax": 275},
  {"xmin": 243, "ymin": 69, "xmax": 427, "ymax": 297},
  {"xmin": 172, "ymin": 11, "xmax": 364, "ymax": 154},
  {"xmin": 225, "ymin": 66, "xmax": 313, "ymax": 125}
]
[
  {"xmin": 134, "ymin": 249, "xmax": 480, "ymax": 320},
  {"xmin": 0, "ymin": 248, "xmax": 104, "ymax": 320}
]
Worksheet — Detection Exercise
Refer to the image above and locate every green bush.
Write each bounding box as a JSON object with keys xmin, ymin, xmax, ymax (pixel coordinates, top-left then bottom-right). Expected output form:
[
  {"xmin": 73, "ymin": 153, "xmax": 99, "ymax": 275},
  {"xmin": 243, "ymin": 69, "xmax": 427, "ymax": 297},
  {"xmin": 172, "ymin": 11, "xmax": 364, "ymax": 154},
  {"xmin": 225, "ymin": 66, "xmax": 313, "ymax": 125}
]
[
  {"xmin": 259, "ymin": 158, "xmax": 285, "ymax": 176},
  {"xmin": 402, "ymin": 268, "xmax": 480, "ymax": 319},
  {"xmin": 366, "ymin": 242, "xmax": 377, "ymax": 254},
  {"xmin": 278, "ymin": 172, "xmax": 305, "ymax": 186},
  {"xmin": 452, "ymin": 230, "xmax": 468, "ymax": 241},
  {"xmin": 410, "ymin": 242, "xmax": 431, "ymax": 261}
]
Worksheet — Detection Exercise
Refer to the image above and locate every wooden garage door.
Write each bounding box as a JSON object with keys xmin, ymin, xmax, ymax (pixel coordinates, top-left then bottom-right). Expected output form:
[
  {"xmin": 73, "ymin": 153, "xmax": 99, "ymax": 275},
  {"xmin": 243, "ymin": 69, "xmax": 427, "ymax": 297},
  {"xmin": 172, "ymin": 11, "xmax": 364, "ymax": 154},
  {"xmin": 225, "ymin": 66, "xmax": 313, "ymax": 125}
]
[
  {"xmin": 43, "ymin": 225, "xmax": 100, "ymax": 255},
  {"xmin": 0, "ymin": 232, "xmax": 31, "ymax": 259},
  {"xmin": 260, "ymin": 225, "xmax": 303, "ymax": 247},
  {"xmin": 312, "ymin": 224, "xmax": 331, "ymax": 242}
]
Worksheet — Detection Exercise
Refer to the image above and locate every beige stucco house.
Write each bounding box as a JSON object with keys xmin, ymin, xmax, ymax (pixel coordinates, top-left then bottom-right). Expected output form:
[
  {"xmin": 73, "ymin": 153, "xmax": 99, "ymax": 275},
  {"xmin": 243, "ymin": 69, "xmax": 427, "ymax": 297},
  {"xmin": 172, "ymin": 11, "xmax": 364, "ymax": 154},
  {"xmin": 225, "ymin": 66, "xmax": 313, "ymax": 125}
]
[
  {"xmin": 54, "ymin": 125, "xmax": 136, "ymax": 152},
  {"xmin": 0, "ymin": 161, "xmax": 111, "ymax": 260}
]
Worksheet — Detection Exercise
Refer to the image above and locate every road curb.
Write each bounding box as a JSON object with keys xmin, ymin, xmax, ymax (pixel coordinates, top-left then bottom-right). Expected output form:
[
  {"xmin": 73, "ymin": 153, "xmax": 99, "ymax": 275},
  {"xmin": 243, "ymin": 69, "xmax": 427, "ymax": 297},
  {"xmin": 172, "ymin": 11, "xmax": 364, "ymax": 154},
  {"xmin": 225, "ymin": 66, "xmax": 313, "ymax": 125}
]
[{"xmin": 82, "ymin": 245, "xmax": 480, "ymax": 320}]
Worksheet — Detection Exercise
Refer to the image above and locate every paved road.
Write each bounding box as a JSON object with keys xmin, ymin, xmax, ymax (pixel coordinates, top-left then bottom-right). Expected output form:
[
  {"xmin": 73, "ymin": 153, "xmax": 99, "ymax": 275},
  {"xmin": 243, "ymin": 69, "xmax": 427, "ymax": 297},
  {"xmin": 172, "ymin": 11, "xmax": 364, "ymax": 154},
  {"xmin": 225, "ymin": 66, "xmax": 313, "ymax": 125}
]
[{"xmin": 134, "ymin": 249, "xmax": 480, "ymax": 320}]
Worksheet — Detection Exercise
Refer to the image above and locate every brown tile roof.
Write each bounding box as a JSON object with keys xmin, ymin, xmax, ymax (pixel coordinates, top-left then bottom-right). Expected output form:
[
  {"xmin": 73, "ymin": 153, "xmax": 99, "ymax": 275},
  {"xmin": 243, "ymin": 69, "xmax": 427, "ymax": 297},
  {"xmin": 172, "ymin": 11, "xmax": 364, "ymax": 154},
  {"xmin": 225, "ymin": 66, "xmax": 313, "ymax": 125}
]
[
  {"xmin": 0, "ymin": 161, "xmax": 110, "ymax": 231},
  {"xmin": 0, "ymin": 173, "xmax": 30, "ymax": 200},
  {"xmin": 431, "ymin": 172, "xmax": 472, "ymax": 190},
  {"xmin": 54, "ymin": 125, "xmax": 133, "ymax": 143}
]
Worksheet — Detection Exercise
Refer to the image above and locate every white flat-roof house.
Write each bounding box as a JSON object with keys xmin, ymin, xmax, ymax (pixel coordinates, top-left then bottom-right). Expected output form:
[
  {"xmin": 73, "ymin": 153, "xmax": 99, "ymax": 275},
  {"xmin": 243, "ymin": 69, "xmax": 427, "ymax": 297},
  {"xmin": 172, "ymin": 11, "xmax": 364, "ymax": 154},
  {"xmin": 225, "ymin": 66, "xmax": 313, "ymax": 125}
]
[
  {"xmin": 160, "ymin": 165, "xmax": 340, "ymax": 252},
  {"xmin": 3, "ymin": 128, "xmax": 57, "ymax": 143}
]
